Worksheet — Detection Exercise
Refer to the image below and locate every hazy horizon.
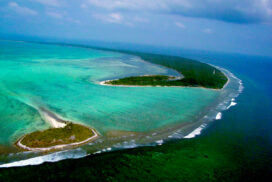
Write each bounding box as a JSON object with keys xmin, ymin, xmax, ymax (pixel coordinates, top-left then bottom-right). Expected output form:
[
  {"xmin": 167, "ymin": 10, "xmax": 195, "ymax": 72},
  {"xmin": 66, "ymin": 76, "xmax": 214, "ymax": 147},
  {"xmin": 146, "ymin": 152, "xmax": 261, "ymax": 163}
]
[{"xmin": 0, "ymin": 0, "xmax": 272, "ymax": 57}]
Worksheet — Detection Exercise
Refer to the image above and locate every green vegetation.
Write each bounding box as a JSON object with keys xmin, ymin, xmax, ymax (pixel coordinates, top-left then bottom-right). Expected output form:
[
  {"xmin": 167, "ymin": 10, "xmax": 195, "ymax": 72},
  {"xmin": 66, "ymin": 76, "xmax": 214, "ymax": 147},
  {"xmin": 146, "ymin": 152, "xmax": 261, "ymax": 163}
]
[
  {"xmin": 104, "ymin": 52, "xmax": 228, "ymax": 89},
  {"xmin": 20, "ymin": 123, "xmax": 95, "ymax": 148},
  {"xmin": 105, "ymin": 75, "xmax": 182, "ymax": 86},
  {"xmin": 133, "ymin": 53, "xmax": 228, "ymax": 89}
]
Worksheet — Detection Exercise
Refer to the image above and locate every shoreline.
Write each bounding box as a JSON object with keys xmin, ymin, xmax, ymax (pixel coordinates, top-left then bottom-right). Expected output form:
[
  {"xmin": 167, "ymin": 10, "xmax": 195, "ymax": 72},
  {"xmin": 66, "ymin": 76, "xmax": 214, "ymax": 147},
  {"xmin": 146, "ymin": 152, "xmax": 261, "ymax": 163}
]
[
  {"xmin": 98, "ymin": 80, "xmax": 224, "ymax": 91},
  {"xmin": 209, "ymin": 64, "xmax": 230, "ymax": 90},
  {"xmin": 16, "ymin": 127, "xmax": 99, "ymax": 152}
]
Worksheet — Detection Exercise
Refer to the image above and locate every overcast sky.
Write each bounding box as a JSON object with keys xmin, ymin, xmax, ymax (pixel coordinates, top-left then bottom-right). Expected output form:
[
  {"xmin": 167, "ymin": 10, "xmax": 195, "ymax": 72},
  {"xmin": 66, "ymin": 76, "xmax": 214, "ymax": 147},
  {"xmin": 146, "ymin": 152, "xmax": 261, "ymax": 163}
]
[{"xmin": 0, "ymin": 0, "xmax": 272, "ymax": 56}]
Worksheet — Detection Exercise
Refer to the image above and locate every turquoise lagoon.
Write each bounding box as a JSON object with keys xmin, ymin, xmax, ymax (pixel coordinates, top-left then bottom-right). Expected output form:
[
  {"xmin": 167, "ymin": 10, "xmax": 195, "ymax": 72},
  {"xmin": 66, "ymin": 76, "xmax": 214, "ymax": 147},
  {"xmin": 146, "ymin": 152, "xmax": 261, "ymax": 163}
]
[{"xmin": 0, "ymin": 41, "xmax": 240, "ymax": 163}]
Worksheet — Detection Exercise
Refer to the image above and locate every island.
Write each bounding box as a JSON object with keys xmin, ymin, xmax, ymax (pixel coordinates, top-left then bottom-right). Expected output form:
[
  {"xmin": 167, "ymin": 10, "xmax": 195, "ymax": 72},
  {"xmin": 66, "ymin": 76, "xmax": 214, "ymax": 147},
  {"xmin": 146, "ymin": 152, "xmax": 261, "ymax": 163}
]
[
  {"xmin": 100, "ymin": 52, "xmax": 228, "ymax": 89},
  {"xmin": 15, "ymin": 108, "xmax": 99, "ymax": 152}
]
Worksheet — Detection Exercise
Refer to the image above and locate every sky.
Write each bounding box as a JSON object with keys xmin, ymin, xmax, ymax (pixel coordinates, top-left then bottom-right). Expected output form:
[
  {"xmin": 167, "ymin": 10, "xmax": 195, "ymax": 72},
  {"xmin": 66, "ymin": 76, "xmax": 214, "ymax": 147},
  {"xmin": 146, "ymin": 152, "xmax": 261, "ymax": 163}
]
[{"xmin": 0, "ymin": 0, "xmax": 272, "ymax": 56}]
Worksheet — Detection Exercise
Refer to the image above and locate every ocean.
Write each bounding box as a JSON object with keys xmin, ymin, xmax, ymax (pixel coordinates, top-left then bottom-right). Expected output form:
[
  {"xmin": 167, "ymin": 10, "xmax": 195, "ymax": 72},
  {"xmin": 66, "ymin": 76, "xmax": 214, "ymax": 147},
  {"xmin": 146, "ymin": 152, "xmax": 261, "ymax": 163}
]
[{"xmin": 0, "ymin": 40, "xmax": 271, "ymax": 181}]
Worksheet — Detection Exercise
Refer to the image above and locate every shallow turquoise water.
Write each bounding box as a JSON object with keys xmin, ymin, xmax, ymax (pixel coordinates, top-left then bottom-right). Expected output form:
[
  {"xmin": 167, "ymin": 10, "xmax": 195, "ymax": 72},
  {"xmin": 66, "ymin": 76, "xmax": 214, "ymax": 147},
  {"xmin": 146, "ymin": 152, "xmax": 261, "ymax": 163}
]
[{"xmin": 0, "ymin": 41, "xmax": 219, "ymax": 147}]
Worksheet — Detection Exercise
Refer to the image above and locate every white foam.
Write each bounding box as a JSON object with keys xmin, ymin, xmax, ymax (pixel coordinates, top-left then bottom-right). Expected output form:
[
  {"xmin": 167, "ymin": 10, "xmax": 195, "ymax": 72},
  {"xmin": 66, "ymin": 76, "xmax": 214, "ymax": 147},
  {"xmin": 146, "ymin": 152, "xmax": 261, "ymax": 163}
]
[
  {"xmin": 184, "ymin": 124, "xmax": 207, "ymax": 139},
  {"xmin": 119, "ymin": 140, "xmax": 138, "ymax": 149},
  {"xmin": 156, "ymin": 140, "xmax": 163, "ymax": 145},
  {"xmin": 227, "ymin": 101, "xmax": 237, "ymax": 109},
  {"xmin": 168, "ymin": 130, "xmax": 184, "ymax": 139},
  {"xmin": 0, "ymin": 149, "xmax": 86, "ymax": 168},
  {"xmin": 215, "ymin": 112, "xmax": 222, "ymax": 120},
  {"xmin": 122, "ymin": 143, "xmax": 138, "ymax": 149}
]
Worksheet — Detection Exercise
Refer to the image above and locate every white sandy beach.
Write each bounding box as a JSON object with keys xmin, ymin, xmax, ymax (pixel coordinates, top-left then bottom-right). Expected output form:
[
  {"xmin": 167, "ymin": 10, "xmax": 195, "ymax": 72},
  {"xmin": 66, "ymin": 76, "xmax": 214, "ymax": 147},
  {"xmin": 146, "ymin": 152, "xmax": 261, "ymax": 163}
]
[{"xmin": 16, "ymin": 128, "xmax": 99, "ymax": 152}]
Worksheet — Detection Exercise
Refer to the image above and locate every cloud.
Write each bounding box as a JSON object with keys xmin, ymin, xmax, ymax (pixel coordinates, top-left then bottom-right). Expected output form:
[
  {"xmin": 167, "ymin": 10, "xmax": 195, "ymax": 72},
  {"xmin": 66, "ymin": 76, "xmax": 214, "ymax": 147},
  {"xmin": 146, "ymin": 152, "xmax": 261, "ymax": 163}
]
[
  {"xmin": 31, "ymin": 0, "xmax": 60, "ymax": 7},
  {"xmin": 46, "ymin": 11, "xmax": 80, "ymax": 24},
  {"xmin": 8, "ymin": 2, "xmax": 37, "ymax": 16},
  {"xmin": 85, "ymin": 0, "xmax": 272, "ymax": 24},
  {"xmin": 46, "ymin": 12, "xmax": 63, "ymax": 19},
  {"xmin": 203, "ymin": 28, "xmax": 213, "ymax": 34},
  {"xmin": 92, "ymin": 12, "xmax": 136, "ymax": 26},
  {"xmin": 133, "ymin": 16, "xmax": 148, "ymax": 23},
  {"xmin": 66, "ymin": 17, "xmax": 81, "ymax": 24},
  {"xmin": 86, "ymin": 0, "xmax": 170, "ymax": 11},
  {"xmin": 175, "ymin": 22, "xmax": 186, "ymax": 29},
  {"xmin": 93, "ymin": 12, "xmax": 123, "ymax": 23},
  {"xmin": 81, "ymin": 4, "xmax": 88, "ymax": 9}
]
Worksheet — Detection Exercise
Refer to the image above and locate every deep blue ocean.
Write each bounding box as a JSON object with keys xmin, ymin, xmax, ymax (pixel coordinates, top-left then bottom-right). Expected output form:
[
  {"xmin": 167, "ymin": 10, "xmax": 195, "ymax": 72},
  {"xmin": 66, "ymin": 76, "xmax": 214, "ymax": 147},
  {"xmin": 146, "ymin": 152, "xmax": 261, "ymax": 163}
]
[{"xmin": 156, "ymin": 47, "xmax": 272, "ymax": 148}]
